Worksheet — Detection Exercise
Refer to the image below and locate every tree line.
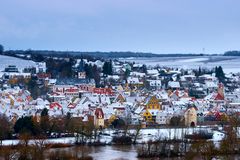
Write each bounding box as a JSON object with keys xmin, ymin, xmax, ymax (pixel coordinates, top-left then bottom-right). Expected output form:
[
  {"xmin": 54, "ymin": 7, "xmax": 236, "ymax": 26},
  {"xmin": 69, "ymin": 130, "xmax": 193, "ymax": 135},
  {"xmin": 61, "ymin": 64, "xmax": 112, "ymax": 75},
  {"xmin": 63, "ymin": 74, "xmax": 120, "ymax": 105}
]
[
  {"xmin": 0, "ymin": 44, "xmax": 217, "ymax": 59},
  {"xmin": 224, "ymin": 50, "xmax": 240, "ymax": 56}
]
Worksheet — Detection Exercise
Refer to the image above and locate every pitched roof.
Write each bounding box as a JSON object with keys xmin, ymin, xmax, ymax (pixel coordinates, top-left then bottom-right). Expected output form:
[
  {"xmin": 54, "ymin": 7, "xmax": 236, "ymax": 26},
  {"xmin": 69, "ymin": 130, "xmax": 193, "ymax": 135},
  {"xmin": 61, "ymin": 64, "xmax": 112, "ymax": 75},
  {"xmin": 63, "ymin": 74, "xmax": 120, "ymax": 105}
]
[
  {"xmin": 214, "ymin": 93, "xmax": 224, "ymax": 101},
  {"xmin": 56, "ymin": 78, "xmax": 93, "ymax": 85},
  {"xmin": 50, "ymin": 102, "xmax": 62, "ymax": 109},
  {"xmin": 168, "ymin": 81, "xmax": 180, "ymax": 88}
]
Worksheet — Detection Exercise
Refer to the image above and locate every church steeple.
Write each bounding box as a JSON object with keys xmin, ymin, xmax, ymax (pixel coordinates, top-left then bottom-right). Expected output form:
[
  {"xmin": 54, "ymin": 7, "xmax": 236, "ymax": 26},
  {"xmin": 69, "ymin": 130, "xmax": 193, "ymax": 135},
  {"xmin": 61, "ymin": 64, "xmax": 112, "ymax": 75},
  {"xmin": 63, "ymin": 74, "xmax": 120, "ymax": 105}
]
[
  {"xmin": 78, "ymin": 59, "xmax": 85, "ymax": 72},
  {"xmin": 77, "ymin": 59, "xmax": 86, "ymax": 79},
  {"xmin": 217, "ymin": 83, "xmax": 224, "ymax": 98}
]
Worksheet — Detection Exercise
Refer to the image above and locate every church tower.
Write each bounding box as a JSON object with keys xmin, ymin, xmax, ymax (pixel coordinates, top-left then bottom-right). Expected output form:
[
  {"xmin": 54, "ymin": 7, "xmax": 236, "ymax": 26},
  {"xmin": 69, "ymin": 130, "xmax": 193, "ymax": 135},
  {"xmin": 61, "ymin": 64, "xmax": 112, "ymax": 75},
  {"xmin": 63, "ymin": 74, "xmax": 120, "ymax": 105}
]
[
  {"xmin": 217, "ymin": 83, "xmax": 224, "ymax": 98},
  {"xmin": 77, "ymin": 59, "xmax": 86, "ymax": 79}
]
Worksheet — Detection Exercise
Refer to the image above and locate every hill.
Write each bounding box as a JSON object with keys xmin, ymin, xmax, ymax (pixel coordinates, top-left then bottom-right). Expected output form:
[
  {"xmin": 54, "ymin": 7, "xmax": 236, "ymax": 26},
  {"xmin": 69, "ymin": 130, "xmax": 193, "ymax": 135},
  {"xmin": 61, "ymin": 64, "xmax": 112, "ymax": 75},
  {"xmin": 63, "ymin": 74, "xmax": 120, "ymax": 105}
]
[{"xmin": 2, "ymin": 50, "xmax": 204, "ymax": 59}]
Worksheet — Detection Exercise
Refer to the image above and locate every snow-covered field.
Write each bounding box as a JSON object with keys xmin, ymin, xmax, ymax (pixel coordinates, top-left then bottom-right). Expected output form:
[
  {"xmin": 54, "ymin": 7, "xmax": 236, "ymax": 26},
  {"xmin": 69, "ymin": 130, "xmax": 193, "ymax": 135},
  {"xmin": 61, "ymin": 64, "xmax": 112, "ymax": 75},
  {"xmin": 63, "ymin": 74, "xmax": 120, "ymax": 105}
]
[
  {"xmin": 121, "ymin": 56, "xmax": 240, "ymax": 74},
  {"xmin": 1, "ymin": 128, "xmax": 225, "ymax": 146},
  {"xmin": 0, "ymin": 55, "xmax": 36, "ymax": 72},
  {"xmin": 2, "ymin": 137, "xmax": 76, "ymax": 146},
  {"xmin": 1, "ymin": 55, "xmax": 239, "ymax": 74}
]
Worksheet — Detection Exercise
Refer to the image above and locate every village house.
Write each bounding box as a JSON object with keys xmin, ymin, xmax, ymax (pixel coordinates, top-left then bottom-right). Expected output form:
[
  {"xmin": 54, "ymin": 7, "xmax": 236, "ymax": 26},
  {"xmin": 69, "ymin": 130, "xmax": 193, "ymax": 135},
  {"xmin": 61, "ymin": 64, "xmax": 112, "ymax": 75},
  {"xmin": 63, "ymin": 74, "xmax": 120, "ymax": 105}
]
[
  {"xmin": 148, "ymin": 79, "xmax": 162, "ymax": 89},
  {"xmin": 130, "ymin": 71, "xmax": 146, "ymax": 78},
  {"xmin": 147, "ymin": 69, "xmax": 159, "ymax": 78},
  {"xmin": 2, "ymin": 65, "xmax": 31, "ymax": 79},
  {"xmin": 143, "ymin": 95, "xmax": 162, "ymax": 122},
  {"xmin": 168, "ymin": 81, "xmax": 180, "ymax": 90},
  {"xmin": 156, "ymin": 110, "xmax": 170, "ymax": 125}
]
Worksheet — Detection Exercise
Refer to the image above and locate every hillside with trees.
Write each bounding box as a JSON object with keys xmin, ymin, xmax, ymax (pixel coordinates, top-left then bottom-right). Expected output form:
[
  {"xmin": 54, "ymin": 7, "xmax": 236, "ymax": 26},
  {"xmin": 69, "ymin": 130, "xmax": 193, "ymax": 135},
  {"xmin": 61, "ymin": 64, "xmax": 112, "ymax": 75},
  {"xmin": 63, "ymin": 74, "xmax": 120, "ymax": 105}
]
[
  {"xmin": 224, "ymin": 50, "xmax": 240, "ymax": 56},
  {"xmin": 0, "ymin": 44, "xmax": 206, "ymax": 59}
]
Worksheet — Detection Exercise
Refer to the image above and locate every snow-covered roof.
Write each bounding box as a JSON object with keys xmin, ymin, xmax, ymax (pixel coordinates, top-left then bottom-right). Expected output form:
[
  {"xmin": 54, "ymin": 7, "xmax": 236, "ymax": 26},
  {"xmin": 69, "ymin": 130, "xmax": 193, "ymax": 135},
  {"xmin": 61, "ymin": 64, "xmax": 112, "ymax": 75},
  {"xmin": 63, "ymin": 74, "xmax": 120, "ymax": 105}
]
[
  {"xmin": 127, "ymin": 77, "xmax": 142, "ymax": 84},
  {"xmin": 130, "ymin": 72, "xmax": 146, "ymax": 77},
  {"xmin": 147, "ymin": 69, "xmax": 159, "ymax": 75},
  {"xmin": 205, "ymin": 81, "xmax": 218, "ymax": 88},
  {"xmin": 168, "ymin": 81, "xmax": 180, "ymax": 88}
]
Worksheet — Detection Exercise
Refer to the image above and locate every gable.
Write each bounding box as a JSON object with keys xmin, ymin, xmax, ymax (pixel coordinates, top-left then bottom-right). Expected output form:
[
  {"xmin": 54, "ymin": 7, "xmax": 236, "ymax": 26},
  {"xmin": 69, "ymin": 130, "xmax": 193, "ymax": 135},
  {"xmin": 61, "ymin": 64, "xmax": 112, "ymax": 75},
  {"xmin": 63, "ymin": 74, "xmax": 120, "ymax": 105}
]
[
  {"xmin": 148, "ymin": 96, "xmax": 159, "ymax": 104},
  {"xmin": 116, "ymin": 94, "xmax": 125, "ymax": 102},
  {"xmin": 215, "ymin": 93, "xmax": 224, "ymax": 101}
]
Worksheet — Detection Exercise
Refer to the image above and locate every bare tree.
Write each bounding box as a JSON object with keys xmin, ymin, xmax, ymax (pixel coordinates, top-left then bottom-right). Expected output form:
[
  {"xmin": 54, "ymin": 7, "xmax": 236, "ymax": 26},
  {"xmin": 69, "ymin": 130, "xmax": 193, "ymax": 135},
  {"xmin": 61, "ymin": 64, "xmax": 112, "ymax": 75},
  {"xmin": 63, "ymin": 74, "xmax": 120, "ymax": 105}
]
[
  {"xmin": 17, "ymin": 132, "xmax": 32, "ymax": 160},
  {"xmin": 0, "ymin": 146, "xmax": 17, "ymax": 160},
  {"xmin": 133, "ymin": 122, "xmax": 142, "ymax": 144},
  {"xmin": 187, "ymin": 140, "xmax": 216, "ymax": 160},
  {"xmin": 31, "ymin": 135, "xmax": 48, "ymax": 160}
]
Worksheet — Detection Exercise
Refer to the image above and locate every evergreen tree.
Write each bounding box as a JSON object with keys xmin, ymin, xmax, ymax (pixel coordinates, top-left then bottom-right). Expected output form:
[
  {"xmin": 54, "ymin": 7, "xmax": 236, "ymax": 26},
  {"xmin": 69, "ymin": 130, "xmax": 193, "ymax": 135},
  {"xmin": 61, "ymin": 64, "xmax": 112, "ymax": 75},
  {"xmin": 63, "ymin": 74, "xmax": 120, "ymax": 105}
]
[
  {"xmin": 41, "ymin": 108, "xmax": 48, "ymax": 117},
  {"xmin": 85, "ymin": 64, "xmax": 94, "ymax": 79},
  {"xmin": 102, "ymin": 61, "xmax": 113, "ymax": 75},
  {"xmin": 198, "ymin": 67, "xmax": 202, "ymax": 76},
  {"xmin": 14, "ymin": 116, "xmax": 37, "ymax": 135},
  {"xmin": 103, "ymin": 62, "xmax": 109, "ymax": 75},
  {"xmin": 0, "ymin": 44, "xmax": 4, "ymax": 54},
  {"xmin": 215, "ymin": 66, "xmax": 225, "ymax": 83},
  {"xmin": 65, "ymin": 112, "xmax": 72, "ymax": 132},
  {"xmin": 108, "ymin": 60, "xmax": 113, "ymax": 75},
  {"xmin": 40, "ymin": 108, "xmax": 50, "ymax": 135},
  {"xmin": 141, "ymin": 64, "xmax": 147, "ymax": 73},
  {"xmin": 0, "ymin": 114, "xmax": 12, "ymax": 145},
  {"xmin": 93, "ymin": 65, "xmax": 101, "ymax": 87},
  {"xmin": 124, "ymin": 68, "xmax": 131, "ymax": 80},
  {"xmin": 26, "ymin": 78, "xmax": 39, "ymax": 99},
  {"xmin": 215, "ymin": 66, "xmax": 219, "ymax": 78}
]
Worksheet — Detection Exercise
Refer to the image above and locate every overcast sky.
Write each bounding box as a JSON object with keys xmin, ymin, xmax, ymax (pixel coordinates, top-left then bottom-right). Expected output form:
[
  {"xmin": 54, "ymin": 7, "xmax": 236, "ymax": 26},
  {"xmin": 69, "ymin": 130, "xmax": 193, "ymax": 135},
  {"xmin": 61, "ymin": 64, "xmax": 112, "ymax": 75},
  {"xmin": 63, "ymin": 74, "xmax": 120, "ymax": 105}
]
[{"xmin": 0, "ymin": 0, "xmax": 240, "ymax": 54}]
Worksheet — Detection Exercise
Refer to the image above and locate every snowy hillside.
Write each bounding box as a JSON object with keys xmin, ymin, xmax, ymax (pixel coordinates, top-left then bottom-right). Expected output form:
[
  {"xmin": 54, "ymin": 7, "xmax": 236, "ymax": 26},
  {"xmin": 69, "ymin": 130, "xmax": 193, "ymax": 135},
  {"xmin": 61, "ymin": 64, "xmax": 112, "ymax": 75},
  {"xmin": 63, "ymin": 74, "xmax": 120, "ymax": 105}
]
[
  {"xmin": 123, "ymin": 56, "xmax": 240, "ymax": 73},
  {"xmin": 0, "ymin": 55, "xmax": 36, "ymax": 72}
]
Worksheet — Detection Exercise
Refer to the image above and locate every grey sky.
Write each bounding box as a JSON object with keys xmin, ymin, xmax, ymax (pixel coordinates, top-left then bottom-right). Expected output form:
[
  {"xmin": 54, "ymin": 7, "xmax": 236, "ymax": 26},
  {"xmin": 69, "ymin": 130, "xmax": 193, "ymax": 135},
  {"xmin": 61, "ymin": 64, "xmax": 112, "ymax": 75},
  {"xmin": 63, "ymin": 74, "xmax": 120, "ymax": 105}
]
[{"xmin": 0, "ymin": 0, "xmax": 240, "ymax": 54}]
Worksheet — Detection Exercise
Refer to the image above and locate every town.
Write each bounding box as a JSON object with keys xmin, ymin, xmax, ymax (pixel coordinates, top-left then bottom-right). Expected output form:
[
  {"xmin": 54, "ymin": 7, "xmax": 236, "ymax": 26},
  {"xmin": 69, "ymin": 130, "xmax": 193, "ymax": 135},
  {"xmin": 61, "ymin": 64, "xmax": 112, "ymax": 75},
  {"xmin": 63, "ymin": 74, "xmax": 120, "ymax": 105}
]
[
  {"xmin": 0, "ymin": 50, "xmax": 240, "ymax": 159},
  {"xmin": 1, "ymin": 0, "xmax": 240, "ymax": 159},
  {"xmin": 1, "ymin": 52, "xmax": 240, "ymax": 129}
]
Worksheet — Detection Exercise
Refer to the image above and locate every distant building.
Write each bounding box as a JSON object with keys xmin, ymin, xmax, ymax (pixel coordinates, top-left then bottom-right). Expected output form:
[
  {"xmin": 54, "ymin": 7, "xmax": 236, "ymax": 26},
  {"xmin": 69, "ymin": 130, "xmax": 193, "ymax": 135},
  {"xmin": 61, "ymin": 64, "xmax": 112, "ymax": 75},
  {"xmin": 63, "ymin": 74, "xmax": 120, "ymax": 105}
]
[
  {"xmin": 156, "ymin": 110, "xmax": 169, "ymax": 125},
  {"xmin": 148, "ymin": 79, "xmax": 162, "ymax": 89},
  {"xmin": 2, "ymin": 65, "xmax": 31, "ymax": 79},
  {"xmin": 168, "ymin": 81, "xmax": 180, "ymax": 90},
  {"xmin": 143, "ymin": 95, "xmax": 162, "ymax": 122},
  {"xmin": 4, "ymin": 65, "xmax": 19, "ymax": 72},
  {"xmin": 36, "ymin": 62, "xmax": 47, "ymax": 73},
  {"xmin": 51, "ymin": 78, "xmax": 95, "ymax": 99},
  {"xmin": 93, "ymin": 88, "xmax": 113, "ymax": 95}
]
